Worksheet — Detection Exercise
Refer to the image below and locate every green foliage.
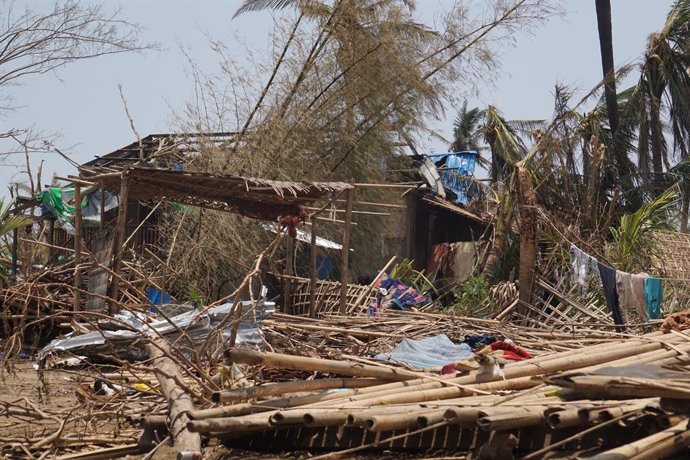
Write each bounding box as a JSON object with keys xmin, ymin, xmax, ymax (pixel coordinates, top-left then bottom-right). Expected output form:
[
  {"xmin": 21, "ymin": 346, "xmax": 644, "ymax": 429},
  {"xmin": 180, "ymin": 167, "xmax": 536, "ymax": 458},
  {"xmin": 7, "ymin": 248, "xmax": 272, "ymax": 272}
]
[
  {"xmin": 451, "ymin": 274, "xmax": 490, "ymax": 316},
  {"xmin": 185, "ymin": 287, "xmax": 206, "ymax": 307},
  {"xmin": 609, "ymin": 186, "xmax": 679, "ymax": 271},
  {"xmin": 389, "ymin": 258, "xmax": 436, "ymax": 295},
  {"xmin": 0, "ymin": 199, "xmax": 32, "ymax": 283}
]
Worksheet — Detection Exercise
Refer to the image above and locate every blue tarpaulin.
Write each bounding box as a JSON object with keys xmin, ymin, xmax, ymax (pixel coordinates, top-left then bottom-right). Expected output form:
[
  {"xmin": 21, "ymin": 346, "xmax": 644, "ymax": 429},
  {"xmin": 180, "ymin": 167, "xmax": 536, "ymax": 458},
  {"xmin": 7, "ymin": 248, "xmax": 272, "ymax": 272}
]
[
  {"xmin": 427, "ymin": 151, "xmax": 478, "ymax": 205},
  {"xmin": 374, "ymin": 334, "xmax": 473, "ymax": 370},
  {"xmin": 147, "ymin": 288, "xmax": 171, "ymax": 306}
]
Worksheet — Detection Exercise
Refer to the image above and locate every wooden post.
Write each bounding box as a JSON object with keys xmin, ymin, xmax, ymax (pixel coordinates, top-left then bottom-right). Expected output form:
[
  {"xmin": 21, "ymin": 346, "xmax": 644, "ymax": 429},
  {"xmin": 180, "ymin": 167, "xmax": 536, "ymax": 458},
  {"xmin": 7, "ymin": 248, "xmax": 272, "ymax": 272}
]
[
  {"xmin": 284, "ymin": 234, "xmax": 294, "ymax": 314},
  {"xmin": 73, "ymin": 183, "xmax": 82, "ymax": 311},
  {"xmin": 309, "ymin": 216, "xmax": 318, "ymax": 318},
  {"xmin": 10, "ymin": 200, "xmax": 18, "ymax": 277},
  {"xmin": 48, "ymin": 218, "xmax": 55, "ymax": 263},
  {"xmin": 99, "ymin": 181, "xmax": 105, "ymax": 230},
  {"xmin": 339, "ymin": 187, "xmax": 354, "ymax": 314},
  {"xmin": 110, "ymin": 173, "xmax": 130, "ymax": 313}
]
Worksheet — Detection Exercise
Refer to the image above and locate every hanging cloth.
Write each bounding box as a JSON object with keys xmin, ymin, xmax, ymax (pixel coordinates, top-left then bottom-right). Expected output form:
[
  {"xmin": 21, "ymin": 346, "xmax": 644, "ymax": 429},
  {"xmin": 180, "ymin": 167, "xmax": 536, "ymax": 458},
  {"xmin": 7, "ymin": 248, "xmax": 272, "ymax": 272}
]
[
  {"xmin": 570, "ymin": 245, "xmax": 601, "ymax": 289},
  {"xmin": 598, "ymin": 262, "xmax": 625, "ymax": 332},
  {"xmin": 630, "ymin": 273, "xmax": 648, "ymax": 321},
  {"xmin": 570, "ymin": 244, "xmax": 589, "ymax": 288},
  {"xmin": 615, "ymin": 271, "xmax": 633, "ymax": 323},
  {"xmin": 644, "ymin": 277, "xmax": 663, "ymax": 320}
]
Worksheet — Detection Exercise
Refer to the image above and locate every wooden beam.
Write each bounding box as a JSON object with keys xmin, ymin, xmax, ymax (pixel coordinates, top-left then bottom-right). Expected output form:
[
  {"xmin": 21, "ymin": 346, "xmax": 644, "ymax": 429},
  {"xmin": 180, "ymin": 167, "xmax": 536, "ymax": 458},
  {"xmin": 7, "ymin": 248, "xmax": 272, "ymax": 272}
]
[
  {"xmin": 54, "ymin": 175, "xmax": 97, "ymax": 187},
  {"xmin": 353, "ymin": 182, "xmax": 420, "ymax": 189},
  {"xmin": 305, "ymin": 207, "xmax": 391, "ymax": 216},
  {"xmin": 48, "ymin": 218, "xmax": 55, "ymax": 262},
  {"xmin": 109, "ymin": 173, "xmax": 130, "ymax": 313},
  {"xmin": 309, "ymin": 216, "xmax": 317, "ymax": 318},
  {"xmin": 339, "ymin": 188, "xmax": 354, "ymax": 314},
  {"xmin": 284, "ymin": 234, "xmax": 294, "ymax": 314},
  {"xmin": 73, "ymin": 183, "xmax": 82, "ymax": 311}
]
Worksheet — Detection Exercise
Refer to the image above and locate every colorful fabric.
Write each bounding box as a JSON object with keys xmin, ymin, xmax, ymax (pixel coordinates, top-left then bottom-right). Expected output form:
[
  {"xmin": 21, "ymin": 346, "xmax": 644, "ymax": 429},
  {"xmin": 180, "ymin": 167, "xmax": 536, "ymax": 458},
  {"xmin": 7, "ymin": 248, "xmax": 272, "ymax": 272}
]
[
  {"xmin": 489, "ymin": 341, "xmax": 532, "ymax": 361},
  {"xmin": 644, "ymin": 277, "xmax": 663, "ymax": 320},
  {"xmin": 375, "ymin": 274, "xmax": 428, "ymax": 308}
]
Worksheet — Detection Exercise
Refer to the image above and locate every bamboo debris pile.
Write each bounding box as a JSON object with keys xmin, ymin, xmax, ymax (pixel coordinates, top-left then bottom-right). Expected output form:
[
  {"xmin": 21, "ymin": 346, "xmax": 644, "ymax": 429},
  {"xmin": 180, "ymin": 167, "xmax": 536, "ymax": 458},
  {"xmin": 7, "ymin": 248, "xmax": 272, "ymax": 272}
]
[
  {"xmin": 0, "ymin": 256, "xmax": 164, "ymax": 348},
  {"xmin": 261, "ymin": 310, "xmax": 618, "ymax": 359},
  {"xmin": 179, "ymin": 326, "xmax": 690, "ymax": 458},
  {"xmin": 0, "ymin": 370, "xmax": 161, "ymax": 458},
  {"xmin": 4, "ymin": 307, "xmax": 690, "ymax": 458}
]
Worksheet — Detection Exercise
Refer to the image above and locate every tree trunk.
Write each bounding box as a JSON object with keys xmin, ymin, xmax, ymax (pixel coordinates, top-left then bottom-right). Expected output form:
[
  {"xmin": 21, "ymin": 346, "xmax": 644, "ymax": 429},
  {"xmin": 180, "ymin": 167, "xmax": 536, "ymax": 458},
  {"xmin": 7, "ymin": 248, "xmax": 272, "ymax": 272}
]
[
  {"xmin": 638, "ymin": 94, "xmax": 651, "ymax": 183},
  {"xmin": 649, "ymin": 91, "xmax": 664, "ymax": 174},
  {"xmin": 595, "ymin": 0, "xmax": 619, "ymax": 137},
  {"xmin": 483, "ymin": 184, "xmax": 515, "ymax": 280},
  {"xmin": 682, "ymin": 186, "xmax": 690, "ymax": 233},
  {"xmin": 516, "ymin": 167, "xmax": 538, "ymax": 308}
]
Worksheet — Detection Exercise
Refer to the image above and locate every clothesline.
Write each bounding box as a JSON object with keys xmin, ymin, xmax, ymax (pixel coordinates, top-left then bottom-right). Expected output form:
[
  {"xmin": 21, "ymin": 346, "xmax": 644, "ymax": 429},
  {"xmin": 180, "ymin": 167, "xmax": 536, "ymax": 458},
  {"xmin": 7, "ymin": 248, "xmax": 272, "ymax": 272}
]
[
  {"xmin": 569, "ymin": 243, "xmax": 690, "ymax": 282},
  {"xmin": 570, "ymin": 243, "xmax": 662, "ymax": 327}
]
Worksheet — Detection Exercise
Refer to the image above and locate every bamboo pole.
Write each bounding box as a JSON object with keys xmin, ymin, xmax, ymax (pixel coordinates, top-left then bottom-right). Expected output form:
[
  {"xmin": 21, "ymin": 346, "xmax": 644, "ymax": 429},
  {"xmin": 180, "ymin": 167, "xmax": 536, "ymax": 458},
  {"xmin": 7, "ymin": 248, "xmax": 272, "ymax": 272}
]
[
  {"xmin": 309, "ymin": 216, "xmax": 317, "ymax": 317},
  {"xmin": 225, "ymin": 348, "xmax": 416, "ymax": 381},
  {"xmin": 284, "ymin": 235, "xmax": 294, "ymax": 314},
  {"xmin": 339, "ymin": 187, "xmax": 354, "ymax": 313},
  {"xmin": 11, "ymin": 198, "xmax": 18, "ymax": 276},
  {"xmin": 476, "ymin": 406, "xmax": 547, "ymax": 431},
  {"xmin": 48, "ymin": 218, "xmax": 55, "ymax": 262},
  {"xmin": 146, "ymin": 336, "xmax": 201, "ymax": 457},
  {"xmin": 109, "ymin": 172, "xmax": 129, "ymax": 313},
  {"xmin": 588, "ymin": 418, "xmax": 690, "ymax": 460},
  {"xmin": 73, "ymin": 182, "xmax": 82, "ymax": 311},
  {"xmin": 365, "ymin": 409, "xmax": 433, "ymax": 432},
  {"xmin": 212, "ymin": 377, "xmax": 386, "ymax": 403}
]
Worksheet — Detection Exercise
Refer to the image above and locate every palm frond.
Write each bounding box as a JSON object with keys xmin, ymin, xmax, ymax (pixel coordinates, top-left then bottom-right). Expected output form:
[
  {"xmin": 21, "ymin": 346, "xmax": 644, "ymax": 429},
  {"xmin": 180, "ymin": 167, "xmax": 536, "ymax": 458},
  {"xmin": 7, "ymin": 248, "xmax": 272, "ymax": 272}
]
[{"xmin": 234, "ymin": 0, "xmax": 302, "ymax": 17}]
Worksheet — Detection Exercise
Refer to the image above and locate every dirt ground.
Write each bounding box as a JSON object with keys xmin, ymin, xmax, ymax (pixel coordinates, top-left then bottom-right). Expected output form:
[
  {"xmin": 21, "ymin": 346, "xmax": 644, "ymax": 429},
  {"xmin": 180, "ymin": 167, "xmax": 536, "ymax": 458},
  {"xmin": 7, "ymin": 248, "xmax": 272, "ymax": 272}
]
[{"xmin": 0, "ymin": 360, "xmax": 144, "ymax": 458}]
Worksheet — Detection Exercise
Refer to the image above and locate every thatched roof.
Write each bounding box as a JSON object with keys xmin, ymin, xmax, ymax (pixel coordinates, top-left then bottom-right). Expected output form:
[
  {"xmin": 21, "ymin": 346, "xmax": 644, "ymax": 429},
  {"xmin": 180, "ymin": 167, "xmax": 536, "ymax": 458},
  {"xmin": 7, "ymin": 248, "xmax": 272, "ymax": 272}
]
[
  {"xmin": 82, "ymin": 132, "xmax": 237, "ymax": 168},
  {"xmin": 79, "ymin": 166, "xmax": 352, "ymax": 221},
  {"xmin": 649, "ymin": 230, "xmax": 690, "ymax": 278}
]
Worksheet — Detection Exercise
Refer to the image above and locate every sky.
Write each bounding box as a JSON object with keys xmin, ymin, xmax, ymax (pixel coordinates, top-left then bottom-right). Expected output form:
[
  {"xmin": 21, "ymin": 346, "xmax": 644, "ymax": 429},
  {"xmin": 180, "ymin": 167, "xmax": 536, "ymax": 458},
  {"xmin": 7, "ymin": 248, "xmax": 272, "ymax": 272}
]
[{"xmin": 0, "ymin": 0, "xmax": 675, "ymax": 196}]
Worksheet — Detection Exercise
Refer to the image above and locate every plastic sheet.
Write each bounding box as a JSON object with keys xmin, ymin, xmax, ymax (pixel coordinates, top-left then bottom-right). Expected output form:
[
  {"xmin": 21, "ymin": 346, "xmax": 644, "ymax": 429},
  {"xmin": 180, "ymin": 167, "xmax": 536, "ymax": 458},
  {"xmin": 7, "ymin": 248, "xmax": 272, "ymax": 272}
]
[{"xmin": 374, "ymin": 334, "xmax": 473, "ymax": 371}]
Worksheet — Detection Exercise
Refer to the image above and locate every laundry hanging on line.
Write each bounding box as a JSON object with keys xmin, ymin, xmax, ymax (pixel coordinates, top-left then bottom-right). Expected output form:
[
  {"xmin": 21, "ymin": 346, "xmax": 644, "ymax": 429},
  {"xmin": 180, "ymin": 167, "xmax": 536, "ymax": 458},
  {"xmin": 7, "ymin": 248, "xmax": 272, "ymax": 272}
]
[{"xmin": 569, "ymin": 243, "xmax": 663, "ymax": 324}]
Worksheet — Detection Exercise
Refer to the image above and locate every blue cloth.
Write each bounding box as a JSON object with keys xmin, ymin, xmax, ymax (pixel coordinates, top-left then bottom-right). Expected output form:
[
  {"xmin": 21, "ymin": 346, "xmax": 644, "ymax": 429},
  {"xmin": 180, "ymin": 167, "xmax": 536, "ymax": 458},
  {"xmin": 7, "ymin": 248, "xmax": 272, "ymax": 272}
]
[
  {"xmin": 644, "ymin": 277, "xmax": 663, "ymax": 320},
  {"xmin": 375, "ymin": 334, "xmax": 473, "ymax": 370}
]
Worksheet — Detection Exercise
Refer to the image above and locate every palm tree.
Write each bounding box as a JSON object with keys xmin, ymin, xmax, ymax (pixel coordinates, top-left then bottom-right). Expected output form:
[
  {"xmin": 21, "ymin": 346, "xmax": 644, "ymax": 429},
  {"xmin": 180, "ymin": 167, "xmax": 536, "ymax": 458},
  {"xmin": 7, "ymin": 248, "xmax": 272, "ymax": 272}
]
[
  {"xmin": 450, "ymin": 101, "xmax": 485, "ymax": 152},
  {"xmin": 595, "ymin": 0, "xmax": 619, "ymax": 138}
]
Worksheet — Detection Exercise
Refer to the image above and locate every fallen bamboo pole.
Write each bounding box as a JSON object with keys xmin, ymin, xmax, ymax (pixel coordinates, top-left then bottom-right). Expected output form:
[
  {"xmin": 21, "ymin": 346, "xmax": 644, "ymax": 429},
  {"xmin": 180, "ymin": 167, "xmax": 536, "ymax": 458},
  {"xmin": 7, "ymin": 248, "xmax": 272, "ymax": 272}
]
[
  {"xmin": 226, "ymin": 348, "xmax": 417, "ymax": 381},
  {"xmin": 587, "ymin": 418, "xmax": 690, "ymax": 460},
  {"xmin": 476, "ymin": 405, "xmax": 548, "ymax": 431},
  {"xmin": 146, "ymin": 337, "xmax": 201, "ymax": 457},
  {"xmin": 212, "ymin": 377, "xmax": 387, "ymax": 403}
]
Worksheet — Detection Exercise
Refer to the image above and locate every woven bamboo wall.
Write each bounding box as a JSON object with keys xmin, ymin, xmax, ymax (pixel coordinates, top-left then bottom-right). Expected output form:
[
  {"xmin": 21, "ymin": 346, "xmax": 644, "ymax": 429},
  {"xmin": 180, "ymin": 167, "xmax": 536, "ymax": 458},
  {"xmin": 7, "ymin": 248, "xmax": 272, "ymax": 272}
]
[{"xmin": 282, "ymin": 275, "xmax": 375, "ymax": 316}]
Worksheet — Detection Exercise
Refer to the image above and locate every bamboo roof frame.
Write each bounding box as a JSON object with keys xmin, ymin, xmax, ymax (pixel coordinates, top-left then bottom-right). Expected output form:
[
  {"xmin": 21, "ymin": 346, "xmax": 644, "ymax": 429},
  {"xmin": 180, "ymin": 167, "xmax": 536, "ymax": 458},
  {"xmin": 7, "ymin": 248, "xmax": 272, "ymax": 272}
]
[{"xmin": 79, "ymin": 166, "xmax": 353, "ymax": 222}]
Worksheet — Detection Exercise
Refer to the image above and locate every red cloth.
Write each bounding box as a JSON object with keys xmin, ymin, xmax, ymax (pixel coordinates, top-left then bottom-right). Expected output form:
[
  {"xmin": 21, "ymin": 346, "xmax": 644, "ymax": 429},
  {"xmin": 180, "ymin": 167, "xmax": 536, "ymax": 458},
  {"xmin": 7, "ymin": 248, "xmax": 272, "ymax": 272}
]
[
  {"xmin": 490, "ymin": 341, "xmax": 532, "ymax": 361},
  {"xmin": 441, "ymin": 363, "xmax": 457, "ymax": 375}
]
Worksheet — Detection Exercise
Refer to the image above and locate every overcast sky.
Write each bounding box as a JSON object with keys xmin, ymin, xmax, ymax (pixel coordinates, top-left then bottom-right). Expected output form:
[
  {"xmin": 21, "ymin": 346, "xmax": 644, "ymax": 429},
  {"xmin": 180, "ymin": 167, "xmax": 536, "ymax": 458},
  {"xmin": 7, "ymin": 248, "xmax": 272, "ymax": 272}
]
[{"xmin": 0, "ymin": 0, "xmax": 674, "ymax": 195}]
